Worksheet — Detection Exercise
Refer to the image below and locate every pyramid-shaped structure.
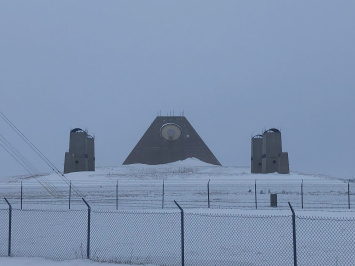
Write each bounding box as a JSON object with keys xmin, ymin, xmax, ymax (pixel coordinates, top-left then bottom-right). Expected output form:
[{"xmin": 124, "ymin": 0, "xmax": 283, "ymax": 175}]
[{"xmin": 123, "ymin": 116, "xmax": 221, "ymax": 165}]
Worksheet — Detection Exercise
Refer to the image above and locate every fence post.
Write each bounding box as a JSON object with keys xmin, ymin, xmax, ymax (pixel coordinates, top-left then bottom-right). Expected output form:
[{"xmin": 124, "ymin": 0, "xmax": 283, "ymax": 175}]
[
  {"xmin": 69, "ymin": 180, "xmax": 71, "ymax": 210},
  {"xmin": 207, "ymin": 179, "xmax": 210, "ymax": 208},
  {"xmin": 82, "ymin": 198, "xmax": 91, "ymax": 259},
  {"xmin": 4, "ymin": 198, "xmax": 12, "ymax": 257},
  {"xmin": 174, "ymin": 200, "xmax": 184, "ymax": 266},
  {"xmin": 116, "ymin": 180, "xmax": 118, "ymax": 211},
  {"xmin": 288, "ymin": 202, "xmax": 297, "ymax": 266},
  {"xmin": 301, "ymin": 180, "xmax": 303, "ymax": 209},
  {"xmin": 348, "ymin": 180, "xmax": 350, "ymax": 209},
  {"xmin": 255, "ymin": 180, "xmax": 257, "ymax": 209},
  {"xmin": 162, "ymin": 179, "xmax": 165, "ymax": 209},
  {"xmin": 20, "ymin": 181, "xmax": 23, "ymax": 210}
]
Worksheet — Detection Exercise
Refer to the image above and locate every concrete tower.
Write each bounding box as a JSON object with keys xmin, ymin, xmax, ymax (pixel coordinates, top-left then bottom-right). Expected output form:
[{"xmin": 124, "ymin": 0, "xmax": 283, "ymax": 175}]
[
  {"xmin": 251, "ymin": 135, "xmax": 263, "ymax": 173},
  {"xmin": 262, "ymin": 128, "xmax": 282, "ymax": 174},
  {"xmin": 251, "ymin": 128, "xmax": 290, "ymax": 174},
  {"xmin": 64, "ymin": 128, "xmax": 95, "ymax": 174}
]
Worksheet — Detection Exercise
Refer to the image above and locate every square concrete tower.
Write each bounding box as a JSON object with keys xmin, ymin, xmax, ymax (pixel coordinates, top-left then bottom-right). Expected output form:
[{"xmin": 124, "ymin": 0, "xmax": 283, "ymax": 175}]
[
  {"xmin": 262, "ymin": 129, "xmax": 282, "ymax": 174},
  {"xmin": 251, "ymin": 135, "xmax": 263, "ymax": 173},
  {"xmin": 64, "ymin": 128, "xmax": 95, "ymax": 174}
]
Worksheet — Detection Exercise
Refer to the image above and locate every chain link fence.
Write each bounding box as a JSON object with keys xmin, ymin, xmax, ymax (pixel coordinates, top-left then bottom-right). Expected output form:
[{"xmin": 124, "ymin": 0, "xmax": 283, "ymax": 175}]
[
  {"xmin": 184, "ymin": 211, "xmax": 293, "ymax": 265},
  {"xmin": 0, "ymin": 209, "xmax": 8, "ymax": 257},
  {"xmin": 91, "ymin": 210, "xmax": 181, "ymax": 265},
  {"xmin": 11, "ymin": 209, "xmax": 87, "ymax": 260},
  {"xmin": 1, "ymin": 201, "xmax": 355, "ymax": 265},
  {"xmin": 296, "ymin": 215, "xmax": 355, "ymax": 265},
  {"xmin": 1, "ymin": 180, "xmax": 353, "ymax": 211}
]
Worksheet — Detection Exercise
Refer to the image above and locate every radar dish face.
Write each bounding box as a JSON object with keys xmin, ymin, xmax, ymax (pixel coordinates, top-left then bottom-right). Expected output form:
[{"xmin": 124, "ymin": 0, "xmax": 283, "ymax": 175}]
[{"xmin": 160, "ymin": 123, "xmax": 182, "ymax": 141}]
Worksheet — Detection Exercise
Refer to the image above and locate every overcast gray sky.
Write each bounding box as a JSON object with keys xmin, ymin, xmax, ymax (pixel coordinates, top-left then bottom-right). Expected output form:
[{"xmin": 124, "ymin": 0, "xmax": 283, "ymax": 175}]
[{"xmin": 1, "ymin": 1, "xmax": 354, "ymax": 178}]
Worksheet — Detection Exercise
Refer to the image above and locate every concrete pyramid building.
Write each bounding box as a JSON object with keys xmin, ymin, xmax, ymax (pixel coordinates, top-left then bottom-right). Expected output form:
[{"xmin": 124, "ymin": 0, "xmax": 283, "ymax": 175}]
[{"xmin": 123, "ymin": 116, "xmax": 221, "ymax": 166}]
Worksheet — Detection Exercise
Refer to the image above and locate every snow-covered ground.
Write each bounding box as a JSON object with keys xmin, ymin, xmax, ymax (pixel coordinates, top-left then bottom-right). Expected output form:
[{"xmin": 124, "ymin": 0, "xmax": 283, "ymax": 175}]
[
  {"xmin": 1, "ymin": 158, "xmax": 353, "ymax": 211},
  {"xmin": 0, "ymin": 158, "xmax": 354, "ymax": 265}
]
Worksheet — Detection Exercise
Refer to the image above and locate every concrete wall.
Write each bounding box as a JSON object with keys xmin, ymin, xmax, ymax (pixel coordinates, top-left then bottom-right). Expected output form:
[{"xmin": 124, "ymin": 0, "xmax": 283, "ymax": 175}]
[
  {"xmin": 70, "ymin": 131, "xmax": 87, "ymax": 172},
  {"xmin": 251, "ymin": 135, "xmax": 262, "ymax": 173},
  {"xmin": 278, "ymin": 152, "xmax": 290, "ymax": 174},
  {"xmin": 262, "ymin": 129, "xmax": 282, "ymax": 174},
  {"xmin": 87, "ymin": 136, "xmax": 95, "ymax": 171},
  {"xmin": 64, "ymin": 152, "xmax": 73, "ymax": 174}
]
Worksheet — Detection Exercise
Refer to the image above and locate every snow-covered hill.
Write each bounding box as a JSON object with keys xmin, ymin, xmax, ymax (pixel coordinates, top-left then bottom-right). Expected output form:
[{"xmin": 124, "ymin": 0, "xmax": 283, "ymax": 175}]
[{"xmin": 0, "ymin": 158, "xmax": 352, "ymax": 211}]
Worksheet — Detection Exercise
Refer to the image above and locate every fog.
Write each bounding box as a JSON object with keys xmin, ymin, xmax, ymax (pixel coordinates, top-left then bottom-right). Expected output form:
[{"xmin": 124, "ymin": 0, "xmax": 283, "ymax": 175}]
[{"xmin": 1, "ymin": 1, "xmax": 354, "ymax": 179}]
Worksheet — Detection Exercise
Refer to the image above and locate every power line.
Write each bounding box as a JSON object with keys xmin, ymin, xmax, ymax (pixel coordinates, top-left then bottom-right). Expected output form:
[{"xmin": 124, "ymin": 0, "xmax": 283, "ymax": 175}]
[
  {"xmin": 0, "ymin": 112, "xmax": 62, "ymax": 176},
  {"xmin": 0, "ymin": 134, "xmax": 41, "ymax": 175},
  {"xmin": 0, "ymin": 134, "xmax": 62, "ymax": 196},
  {"xmin": 0, "ymin": 112, "xmax": 83, "ymax": 198}
]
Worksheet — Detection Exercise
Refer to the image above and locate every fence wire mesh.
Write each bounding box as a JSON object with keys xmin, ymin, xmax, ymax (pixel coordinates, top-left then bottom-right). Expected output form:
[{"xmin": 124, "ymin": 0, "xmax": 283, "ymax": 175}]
[
  {"xmin": 11, "ymin": 209, "xmax": 87, "ymax": 260},
  {"xmin": 296, "ymin": 215, "xmax": 355, "ymax": 265},
  {"xmin": 91, "ymin": 210, "xmax": 181, "ymax": 265},
  {"xmin": 185, "ymin": 212, "xmax": 293, "ymax": 265},
  {"xmin": 0, "ymin": 206, "xmax": 355, "ymax": 265},
  {"xmin": 0, "ymin": 209, "xmax": 8, "ymax": 257}
]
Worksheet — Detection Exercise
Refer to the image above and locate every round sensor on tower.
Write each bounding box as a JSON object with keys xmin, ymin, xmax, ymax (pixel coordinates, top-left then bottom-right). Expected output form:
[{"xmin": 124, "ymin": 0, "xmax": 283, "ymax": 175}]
[{"xmin": 160, "ymin": 123, "xmax": 182, "ymax": 141}]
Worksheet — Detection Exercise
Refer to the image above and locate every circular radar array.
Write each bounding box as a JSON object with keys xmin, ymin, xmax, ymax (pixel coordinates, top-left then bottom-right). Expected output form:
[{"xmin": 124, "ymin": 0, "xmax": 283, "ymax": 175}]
[{"xmin": 160, "ymin": 123, "xmax": 182, "ymax": 141}]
